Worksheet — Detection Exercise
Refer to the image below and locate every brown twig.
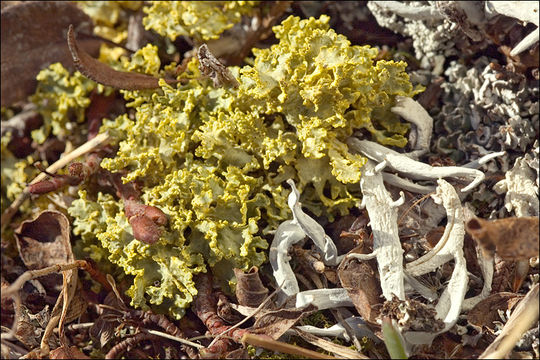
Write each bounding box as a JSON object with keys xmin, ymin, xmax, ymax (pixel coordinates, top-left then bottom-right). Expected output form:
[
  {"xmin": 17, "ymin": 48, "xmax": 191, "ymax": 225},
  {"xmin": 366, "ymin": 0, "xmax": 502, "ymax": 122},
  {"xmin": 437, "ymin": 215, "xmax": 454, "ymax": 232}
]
[
  {"xmin": 105, "ymin": 332, "xmax": 156, "ymax": 359},
  {"xmin": 0, "ymin": 132, "xmax": 109, "ymax": 232},
  {"xmin": 241, "ymin": 332, "xmax": 339, "ymax": 360},
  {"xmin": 193, "ymin": 273, "xmax": 248, "ymax": 357}
]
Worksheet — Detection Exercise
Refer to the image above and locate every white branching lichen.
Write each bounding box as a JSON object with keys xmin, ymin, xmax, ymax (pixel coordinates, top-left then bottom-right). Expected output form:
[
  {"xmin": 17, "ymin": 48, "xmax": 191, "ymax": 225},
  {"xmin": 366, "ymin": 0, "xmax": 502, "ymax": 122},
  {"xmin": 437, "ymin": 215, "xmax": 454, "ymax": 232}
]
[
  {"xmin": 286, "ymin": 179, "xmax": 340, "ymax": 266},
  {"xmin": 348, "ymin": 137, "xmax": 486, "ymax": 192},
  {"xmin": 295, "ymin": 288, "xmax": 353, "ymax": 310},
  {"xmin": 270, "ymin": 179, "xmax": 342, "ymax": 305},
  {"xmin": 418, "ymin": 180, "xmax": 467, "ymax": 327},
  {"xmin": 402, "ymin": 180, "xmax": 469, "ymax": 345},
  {"xmin": 294, "ymin": 316, "xmax": 378, "ymax": 342},
  {"xmin": 494, "ymin": 157, "xmax": 539, "ymax": 217},
  {"xmin": 269, "ymin": 220, "xmax": 306, "ymax": 305},
  {"xmin": 348, "ymin": 159, "xmax": 406, "ymax": 300}
]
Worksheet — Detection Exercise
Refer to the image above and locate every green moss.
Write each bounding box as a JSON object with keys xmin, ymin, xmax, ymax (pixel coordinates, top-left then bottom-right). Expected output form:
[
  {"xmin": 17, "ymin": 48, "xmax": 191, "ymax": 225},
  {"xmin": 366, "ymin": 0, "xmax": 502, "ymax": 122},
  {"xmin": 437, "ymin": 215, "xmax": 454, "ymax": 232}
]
[{"xmin": 63, "ymin": 15, "xmax": 421, "ymax": 319}]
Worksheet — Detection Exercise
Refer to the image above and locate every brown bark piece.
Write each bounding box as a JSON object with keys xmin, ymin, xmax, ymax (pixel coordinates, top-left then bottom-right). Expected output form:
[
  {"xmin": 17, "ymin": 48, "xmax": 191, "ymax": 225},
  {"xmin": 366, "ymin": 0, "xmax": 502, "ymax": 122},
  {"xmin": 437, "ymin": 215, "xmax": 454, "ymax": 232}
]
[
  {"xmin": 1, "ymin": 1, "xmax": 101, "ymax": 106},
  {"xmin": 67, "ymin": 24, "xmax": 179, "ymax": 90}
]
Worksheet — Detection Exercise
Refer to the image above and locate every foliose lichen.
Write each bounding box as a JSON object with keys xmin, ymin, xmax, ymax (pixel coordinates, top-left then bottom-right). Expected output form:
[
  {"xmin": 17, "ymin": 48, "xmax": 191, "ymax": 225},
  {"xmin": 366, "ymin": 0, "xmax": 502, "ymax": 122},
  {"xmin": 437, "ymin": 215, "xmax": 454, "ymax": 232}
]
[
  {"xmin": 67, "ymin": 15, "xmax": 419, "ymax": 318},
  {"xmin": 29, "ymin": 63, "xmax": 103, "ymax": 144},
  {"xmin": 142, "ymin": 1, "xmax": 258, "ymax": 42},
  {"xmin": 77, "ymin": 1, "xmax": 143, "ymax": 43}
]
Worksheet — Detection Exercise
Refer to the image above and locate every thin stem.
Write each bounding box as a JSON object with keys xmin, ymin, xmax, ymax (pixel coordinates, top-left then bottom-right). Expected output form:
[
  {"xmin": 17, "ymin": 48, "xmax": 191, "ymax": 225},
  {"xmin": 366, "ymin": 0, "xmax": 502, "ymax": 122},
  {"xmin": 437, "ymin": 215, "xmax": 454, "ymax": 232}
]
[
  {"xmin": 1, "ymin": 132, "xmax": 109, "ymax": 232},
  {"xmin": 241, "ymin": 332, "xmax": 339, "ymax": 360}
]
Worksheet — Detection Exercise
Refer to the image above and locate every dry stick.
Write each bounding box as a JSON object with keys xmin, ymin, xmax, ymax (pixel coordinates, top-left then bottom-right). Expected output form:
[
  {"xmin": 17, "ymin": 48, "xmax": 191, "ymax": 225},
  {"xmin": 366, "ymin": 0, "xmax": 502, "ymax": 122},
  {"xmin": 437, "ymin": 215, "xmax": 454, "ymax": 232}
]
[
  {"xmin": 105, "ymin": 332, "xmax": 156, "ymax": 359},
  {"xmin": 2, "ymin": 260, "xmax": 90, "ymax": 298},
  {"xmin": 207, "ymin": 282, "xmax": 283, "ymax": 349},
  {"xmin": 143, "ymin": 329, "xmax": 204, "ymax": 349},
  {"xmin": 0, "ymin": 132, "xmax": 109, "ymax": 232},
  {"xmin": 241, "ymin": 333, "xmax": 339, "ymax": 360}
]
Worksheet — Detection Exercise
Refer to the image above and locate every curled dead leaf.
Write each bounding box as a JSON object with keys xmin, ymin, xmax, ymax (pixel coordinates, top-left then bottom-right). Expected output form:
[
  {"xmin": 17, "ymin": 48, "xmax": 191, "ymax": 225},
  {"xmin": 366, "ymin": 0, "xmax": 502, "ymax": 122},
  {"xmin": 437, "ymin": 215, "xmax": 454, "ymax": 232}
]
[
  {"xmin": 1, "ymin": 1, "xmax": 101, "ymax": 106},
  {"xmin": 337, "ymin": 247, "xmax": 382, "ymax": 324},
  {"xmin": 14, "ymin": 304, "xmax": 50, "ymax": 348},
  {"xmin": 251, "ymin": 304, "xmax": 317, "ymax": 340},
  {"xmin": 466, "ymin": 216, "xmax": 539, "ymax": 260},
  {"xmin": 67, "ymin": 24, "xmax": 179, "ymax": 90},
  {"xmin": 14, "ymin": 210, "xmax": 74, "ymax": 270},
  {"xmin": 467, "ymin": 292, "xmax": 524, "ymax": 333},
  {"xmin": 49, "ymin": 345, "xmax": 90, "ymax": 359},
  {"xmin": 234, "ymin": 266, "xmax": 269, "ymax": 308}
]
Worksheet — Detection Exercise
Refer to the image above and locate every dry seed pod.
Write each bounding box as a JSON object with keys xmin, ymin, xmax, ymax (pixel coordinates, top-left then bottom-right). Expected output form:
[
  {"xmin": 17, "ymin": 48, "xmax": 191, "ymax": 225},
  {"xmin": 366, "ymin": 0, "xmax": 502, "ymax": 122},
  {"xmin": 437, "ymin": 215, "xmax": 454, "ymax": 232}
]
[{"xmin": 466, "ymin": 216, "xmax": 539, "ymax": 260}]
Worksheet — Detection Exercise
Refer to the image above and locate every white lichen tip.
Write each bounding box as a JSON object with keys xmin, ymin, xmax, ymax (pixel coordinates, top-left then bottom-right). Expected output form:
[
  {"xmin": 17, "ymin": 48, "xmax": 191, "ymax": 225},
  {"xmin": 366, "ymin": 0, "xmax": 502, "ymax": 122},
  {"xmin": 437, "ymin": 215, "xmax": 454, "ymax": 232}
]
[
  {"xmin": 285, "ymin": 179, "xmax": 339, "ymax": 266},
  {"xmin": 407, "ymin": 180, "xmax": 468, "ymax": 329},
  {"xmin": 391, "ymin": 96, "xmax": 433, "ymax": 157},
  {"xmin": 269, "ymin": 220, "xmax": 305, "ymax": 304}
]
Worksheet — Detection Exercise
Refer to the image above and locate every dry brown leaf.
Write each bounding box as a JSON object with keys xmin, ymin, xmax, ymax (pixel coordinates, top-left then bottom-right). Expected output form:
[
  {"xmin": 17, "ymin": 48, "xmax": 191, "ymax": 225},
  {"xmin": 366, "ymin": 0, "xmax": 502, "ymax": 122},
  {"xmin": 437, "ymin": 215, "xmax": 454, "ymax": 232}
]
[
  {"xmin": 337, "ymin": 247, "xmax": 382, "ymax": 324},
  {"xmin": 251, "ymin": 304, "xmax": 317, "ymax": 340},
  {"xmin": 1, "ymin": 1, "xmax": 101, "ymax": 106},
  {"xmin": 89, "ymin": 292, "xmax": 122, "ymax": 348},
  {"xmin": 234, "ymin": 266, "xmax": 269, "ymax": 308},
  {"xmin": 468, "ymin": 292, "xmax": 524, "ymax": 332},
  {"xmin": 14, "ymin": 304, "xmax": 50, "ymax": 348},
  {"xmin": 49, "ymin": 345, "xmax": 90, "ymax": 359},
  {"xmin": 67, "ymin": 24, "xmax": 178, "ymax": 90},
  {"xmin": 14, "ymin": 210, "xmax": 74, "ymax": 270},
  {"xmin": 480, "ymin": 284, "xmax": 539, "ymax": 359},
  {"xmin": 466, "ymin": 216, "xmax": 539, "ymax": 260}
]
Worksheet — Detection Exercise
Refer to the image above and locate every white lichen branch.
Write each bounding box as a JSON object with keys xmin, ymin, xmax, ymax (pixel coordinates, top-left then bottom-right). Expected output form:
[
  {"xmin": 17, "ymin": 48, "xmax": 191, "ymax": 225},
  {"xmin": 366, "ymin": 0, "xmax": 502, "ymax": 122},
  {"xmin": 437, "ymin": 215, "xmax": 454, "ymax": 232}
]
[
  {"xmin": 270, "ymin": 220, "xmax": 306, "ymax": 305},
  {"xmin": 348, "ymin": 159, "xmax": 405, "ymax": 300},
  {"xmin": 348, "ymin": 137, "xmax": 486, "ymax": 192},
  {"xmin": 403, "ymin": 180, "xmax": 468, "ymax": 345},
  {"xmin": 270, "ymin": 179, "xmax": 342, "ymax": 305},
  {"xmin": 295, "ymin": 288, "xmax": 353, "ymax": 310},
  {"xmin": 286, "ymin": 179, "xmax": 340, "ymax": 266},
  {"xmin": 391, "ymin": 96, "xmax": 433, "ymax": 159}
]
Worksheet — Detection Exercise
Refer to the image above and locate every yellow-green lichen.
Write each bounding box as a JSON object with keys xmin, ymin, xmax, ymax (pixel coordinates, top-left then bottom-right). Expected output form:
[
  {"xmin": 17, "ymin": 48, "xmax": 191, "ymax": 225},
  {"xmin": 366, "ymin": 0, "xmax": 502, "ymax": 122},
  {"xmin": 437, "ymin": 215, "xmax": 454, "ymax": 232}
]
[
  {"xmin": 77, "ymin": 1, "xmax": 143, "ymax": 43},
  {"xmin": 29, "ymin": 63, "xmax": 97, "ymax": 144},
  {"xmin": 142, "ymin": 1, "xmax": 258, "ymax": 42},
  {"xmin": 67, "ymin": 15, "xmax": 421, "ymax": 319}
]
